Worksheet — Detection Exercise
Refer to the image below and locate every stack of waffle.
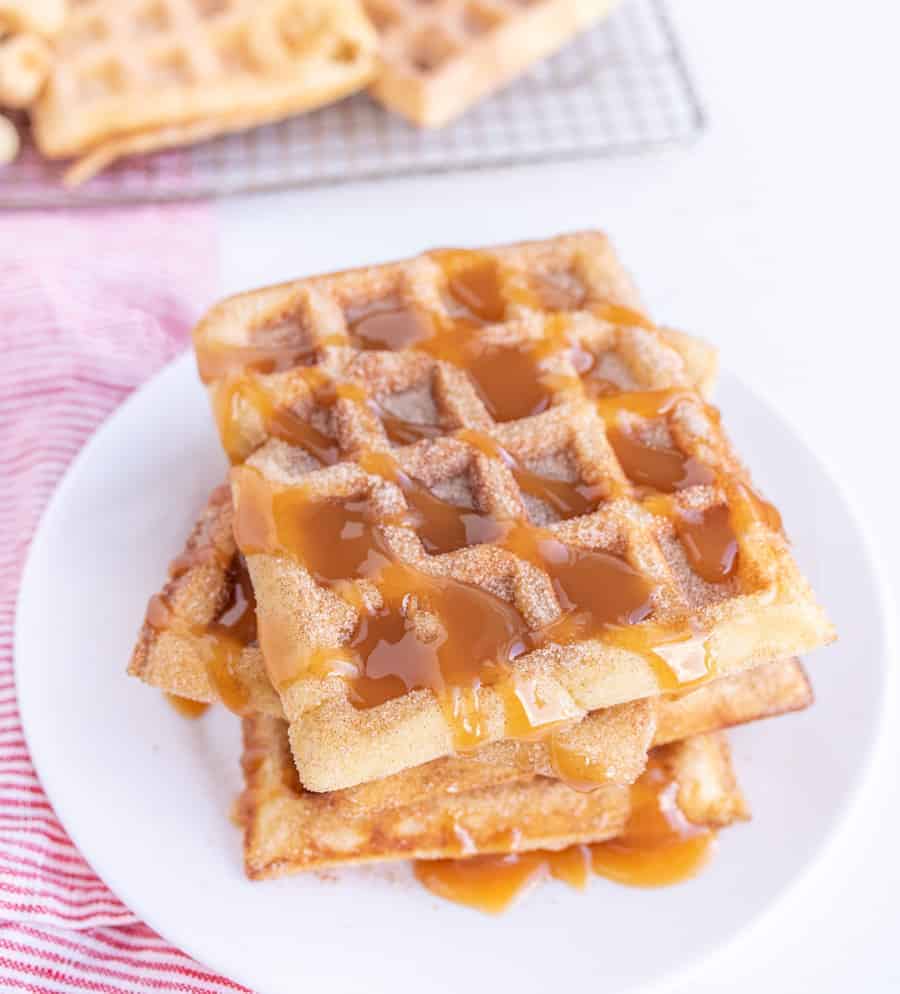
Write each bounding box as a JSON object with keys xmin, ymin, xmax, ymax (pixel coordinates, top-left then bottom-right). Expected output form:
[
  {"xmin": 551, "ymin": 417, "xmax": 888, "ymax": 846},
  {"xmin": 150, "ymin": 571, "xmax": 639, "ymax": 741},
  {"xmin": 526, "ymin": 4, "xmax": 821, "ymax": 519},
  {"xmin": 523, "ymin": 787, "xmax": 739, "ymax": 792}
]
[
  {"xmin": 11, "ymin": 0, "xmax": 622, "ymax": 183},
  {"xmin": 129, "ymin": 231, "xmax": 833, "ymax": 911}
]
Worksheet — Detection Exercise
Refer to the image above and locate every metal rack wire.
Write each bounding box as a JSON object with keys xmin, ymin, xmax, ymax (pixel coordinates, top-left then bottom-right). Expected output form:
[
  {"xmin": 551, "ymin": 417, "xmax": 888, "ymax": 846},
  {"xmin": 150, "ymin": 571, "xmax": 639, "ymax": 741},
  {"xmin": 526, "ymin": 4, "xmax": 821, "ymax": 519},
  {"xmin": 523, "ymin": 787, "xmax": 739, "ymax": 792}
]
[{"xmin": 0, "ymin": 0, "xmax": 703, "ymax": 207}]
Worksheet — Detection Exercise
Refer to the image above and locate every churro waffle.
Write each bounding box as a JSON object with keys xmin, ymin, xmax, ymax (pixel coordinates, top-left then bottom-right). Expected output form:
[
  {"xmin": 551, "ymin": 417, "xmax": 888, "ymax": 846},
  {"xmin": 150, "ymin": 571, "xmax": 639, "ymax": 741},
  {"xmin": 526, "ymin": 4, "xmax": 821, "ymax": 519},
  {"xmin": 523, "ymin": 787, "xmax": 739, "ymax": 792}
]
[
  {"xmin": 191, "ymin": 231, "xmax": 832, "ymax": 790},
  {"xmin": 130, "ymin": 307, "xmax": 719, "ymax": 717},
  {"xmin": 239, "ymin": 723, "xmax": 747, "ymax": 878},
  {"xmin": 129, "ymin": 479, "xmax": 814, "ymax": 796},
  {"xmin": 234, "ymin": 654, "xmax": 806, "ymax": 825},
  {"xmin": 364, "ymin": 0, "xmax": 619, "ymax": 127},
  {"xmin": 30, "ymin": 0, "xmax": 378, "ymax": 184},
  {"xmin": 130, "ymin": 489, "xmax": 813, "ymax": 782}
]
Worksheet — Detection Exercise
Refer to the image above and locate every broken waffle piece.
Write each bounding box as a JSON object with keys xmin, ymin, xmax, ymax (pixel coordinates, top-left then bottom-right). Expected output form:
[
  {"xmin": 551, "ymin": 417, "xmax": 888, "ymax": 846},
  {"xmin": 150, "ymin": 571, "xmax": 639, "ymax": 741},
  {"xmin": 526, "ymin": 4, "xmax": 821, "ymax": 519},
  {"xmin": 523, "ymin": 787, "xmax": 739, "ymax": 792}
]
[
  {"xmin": 364, "ymin": 0, "xmax": 621, "ymax": 127},
  {"xmin": 30, "ymin": 0, "xmax": 377, "ymax": 181}
]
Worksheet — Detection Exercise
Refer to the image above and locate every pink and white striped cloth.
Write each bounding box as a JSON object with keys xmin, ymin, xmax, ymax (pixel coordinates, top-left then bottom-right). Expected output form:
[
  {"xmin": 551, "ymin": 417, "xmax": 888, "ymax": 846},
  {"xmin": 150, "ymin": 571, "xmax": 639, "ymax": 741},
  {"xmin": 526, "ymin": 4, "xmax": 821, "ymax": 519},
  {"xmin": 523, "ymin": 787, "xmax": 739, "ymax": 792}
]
[{"xmin": 0, "ymin": 207, "xmax": 250, "ymax": 992}]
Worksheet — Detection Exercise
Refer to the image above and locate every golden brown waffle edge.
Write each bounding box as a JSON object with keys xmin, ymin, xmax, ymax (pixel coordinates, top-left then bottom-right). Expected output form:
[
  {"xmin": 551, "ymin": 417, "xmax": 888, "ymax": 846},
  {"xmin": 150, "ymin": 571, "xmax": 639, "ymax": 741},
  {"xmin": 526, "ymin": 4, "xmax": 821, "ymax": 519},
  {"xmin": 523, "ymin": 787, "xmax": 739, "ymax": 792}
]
[{"xmin": 239, "ymin": 724, "xmax": 749, "ymax": 879}]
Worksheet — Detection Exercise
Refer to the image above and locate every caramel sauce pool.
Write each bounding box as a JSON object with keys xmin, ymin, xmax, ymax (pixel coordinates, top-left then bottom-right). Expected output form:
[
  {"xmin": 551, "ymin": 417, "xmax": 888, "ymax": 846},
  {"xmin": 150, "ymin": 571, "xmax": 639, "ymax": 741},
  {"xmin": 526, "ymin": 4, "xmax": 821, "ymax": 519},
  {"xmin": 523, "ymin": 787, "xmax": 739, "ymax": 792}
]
[{"xmin": 414, "ymin": 755, "xmax": 716, "ymax": 913}]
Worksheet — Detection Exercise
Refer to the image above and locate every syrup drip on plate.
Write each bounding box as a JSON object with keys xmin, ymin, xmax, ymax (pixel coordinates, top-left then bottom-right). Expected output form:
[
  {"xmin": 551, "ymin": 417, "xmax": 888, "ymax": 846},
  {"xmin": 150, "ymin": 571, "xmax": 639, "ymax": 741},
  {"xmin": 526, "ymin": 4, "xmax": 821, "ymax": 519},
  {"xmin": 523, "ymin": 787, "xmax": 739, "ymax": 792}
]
[{"xmin": 413, "ymin": 753, "xmax": 715, "ymax": 913}]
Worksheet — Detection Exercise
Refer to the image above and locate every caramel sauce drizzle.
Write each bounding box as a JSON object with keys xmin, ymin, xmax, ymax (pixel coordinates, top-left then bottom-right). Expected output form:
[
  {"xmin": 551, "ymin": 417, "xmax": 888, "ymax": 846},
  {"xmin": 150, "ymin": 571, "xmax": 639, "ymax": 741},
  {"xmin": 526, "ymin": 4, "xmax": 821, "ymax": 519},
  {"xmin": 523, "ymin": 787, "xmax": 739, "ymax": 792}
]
[
  {"xmin": 459, "ymin": 429, "xmax": 605, "ymax": 522},
  {"xmin": 335, "ymin": 562, "xmax": 531, "ymax": 714},
  {"xmin": 213, "ymin": 371, "xmax": 348, "ymax": 466},
  {"xmin": 435, "ymin": 253, "xmax": 569, "ymax": 422},
  {"xmin": 337, "ymin": 252, "xmax": 561, "ymax": 423},
  {"xmin": 672, "ymin": 504, "xmax": 739, "ymax": 584},
  {"xmin": 166, "ymin": 695, "xmax": 209, "ymax": 719},
  {"xmin": 549, "ymin": 738, "xmax": 616, "ymax": 791},
  {"xmin": 413, "ymin": 753, "xmax": 715, "ymax": 914},
  {"xmin": 145, "ymin": 539, "xmax": 257, "ymax": 716},
  {"xmin": 196, "ymin": 339, "xmax": 319, "ymax": 384},
  {"xmin": 593, "ymin": 389, "xmax": 749, "ymax": 591},
  {"xmin": 357, "ymin": 450, "xmax": 507, "ymax": 556},
  {"xmin": 605, "ymin": 425, "xmax": 716, "ymax": 494},
  {"xmin": 734, "ymin": 482, "xmax": 784, "ymax": 536},
  {"xmin": 501, "ymin": 523, "xmax": 656, "ymax": 643},
  {"xmin": 212, "ymin": 249, "xmax": 784, "ymax": 738},
  {"xmin": 232, "ymin": 436, "xmax": 655, "ymax": 746},
  {"xmin": 345, "ymin": 295, "xmax": 433, "ymax": 351},
  {"xmin": 232, "ymin": 465, "xmax": 530, "ymax": 732},
  {"xmin": 378, "ymin": 409, "xmax": 445, "ymax": 446}
]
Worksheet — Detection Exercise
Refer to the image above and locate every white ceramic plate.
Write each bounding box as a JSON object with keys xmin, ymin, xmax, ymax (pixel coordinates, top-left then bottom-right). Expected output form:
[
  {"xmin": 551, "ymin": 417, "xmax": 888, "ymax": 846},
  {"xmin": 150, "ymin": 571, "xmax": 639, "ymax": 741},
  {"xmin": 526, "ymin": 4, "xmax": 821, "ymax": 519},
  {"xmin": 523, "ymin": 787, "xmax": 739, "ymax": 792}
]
[{"xmin": 15, "ymin": 352, "xmax": 889, "ymax": 994}]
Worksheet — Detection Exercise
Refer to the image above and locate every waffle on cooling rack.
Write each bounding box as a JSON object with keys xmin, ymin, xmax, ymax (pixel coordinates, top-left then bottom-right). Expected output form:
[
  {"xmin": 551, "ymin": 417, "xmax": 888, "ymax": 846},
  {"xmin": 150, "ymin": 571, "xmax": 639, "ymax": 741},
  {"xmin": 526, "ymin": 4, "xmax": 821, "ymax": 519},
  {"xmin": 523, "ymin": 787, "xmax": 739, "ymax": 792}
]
[
  {"xmin": 30, "ymin": 0, "xmax": 378, "ymax": 184},
  {"xmin": 363, "ymin": 0, "xmax": 620, "ymax": 127},
  {"xmin": 238, "ymin": 721, "xmax": 748, "ymax": 877},
  {"xmin": 186, "ymin": 231, "xmax": 833, "ymax": 792}
]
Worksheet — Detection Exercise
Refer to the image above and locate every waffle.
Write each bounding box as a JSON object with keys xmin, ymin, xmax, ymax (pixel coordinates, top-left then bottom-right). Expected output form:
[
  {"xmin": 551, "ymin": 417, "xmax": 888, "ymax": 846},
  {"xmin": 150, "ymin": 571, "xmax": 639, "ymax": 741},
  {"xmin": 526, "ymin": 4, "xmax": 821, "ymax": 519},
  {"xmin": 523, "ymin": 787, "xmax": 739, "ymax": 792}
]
[
  {"xmin": 192, "ymin": 231, "xmax": 833, "ymax": 791},
  {"xmin": 0, "ymin": 1, "xmax": 67, "ymax": 37},
  {"xmin": 363, "ymin": 0, "xmax": 620, "ymax": 127},
  {"xmin": 234, "ymin": 655, "xmax": 807, "ymax": 819},
  {"xmin": 130, "ymin": 305, "xmax": 719, "ymax": 716},
  {"xmin": 130, "ymin": 478, "xmax": 812, "ymax": 793},
  {"xmin": 129, "ymin": 484, "xmax": 282, "ymax": 716},
  {"xmin": 30, "ymin": 0, "xmax": 378, "ymax": 184},
  {"xmin": 239, "ymin": 723, "xmax": 748, "ymax": 878}
]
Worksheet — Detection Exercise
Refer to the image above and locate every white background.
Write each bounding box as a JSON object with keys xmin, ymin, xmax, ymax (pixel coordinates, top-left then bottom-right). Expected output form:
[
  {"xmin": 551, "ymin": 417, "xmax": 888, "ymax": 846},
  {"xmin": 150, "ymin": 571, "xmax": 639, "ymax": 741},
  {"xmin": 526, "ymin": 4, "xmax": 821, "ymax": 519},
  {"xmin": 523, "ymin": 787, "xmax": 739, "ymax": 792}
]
[{"xmin": 214, "ymin": 2, "xmax": 899, "ymax": 990}]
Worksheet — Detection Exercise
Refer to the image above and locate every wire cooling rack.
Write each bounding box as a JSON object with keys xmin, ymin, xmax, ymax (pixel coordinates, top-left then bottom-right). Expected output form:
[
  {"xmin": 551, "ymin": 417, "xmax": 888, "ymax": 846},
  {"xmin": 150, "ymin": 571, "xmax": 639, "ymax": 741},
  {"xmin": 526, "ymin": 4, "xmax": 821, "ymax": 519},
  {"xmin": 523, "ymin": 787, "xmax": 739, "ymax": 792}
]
[{"xmin": 0, "ymin": 0, "xmax": 703, "ymax": 207}]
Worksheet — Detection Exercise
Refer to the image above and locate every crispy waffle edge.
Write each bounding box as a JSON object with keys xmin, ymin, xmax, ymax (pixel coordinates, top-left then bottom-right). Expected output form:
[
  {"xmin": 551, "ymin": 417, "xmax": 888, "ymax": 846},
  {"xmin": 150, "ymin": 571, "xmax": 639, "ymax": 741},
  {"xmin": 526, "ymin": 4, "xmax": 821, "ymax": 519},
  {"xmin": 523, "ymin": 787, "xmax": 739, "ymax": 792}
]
[{"xmin": 238, "ymin": 722, "xmax": 749, "ymax": 879}]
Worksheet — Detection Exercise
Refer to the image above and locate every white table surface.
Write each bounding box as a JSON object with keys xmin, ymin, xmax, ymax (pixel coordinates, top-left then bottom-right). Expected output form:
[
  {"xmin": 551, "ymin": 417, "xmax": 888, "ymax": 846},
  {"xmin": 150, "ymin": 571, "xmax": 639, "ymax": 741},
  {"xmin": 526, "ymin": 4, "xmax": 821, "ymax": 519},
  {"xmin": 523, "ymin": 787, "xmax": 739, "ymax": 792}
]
[{"xmin": 213, "ymin": 1, "xmax": 900, "ymax": 989}]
